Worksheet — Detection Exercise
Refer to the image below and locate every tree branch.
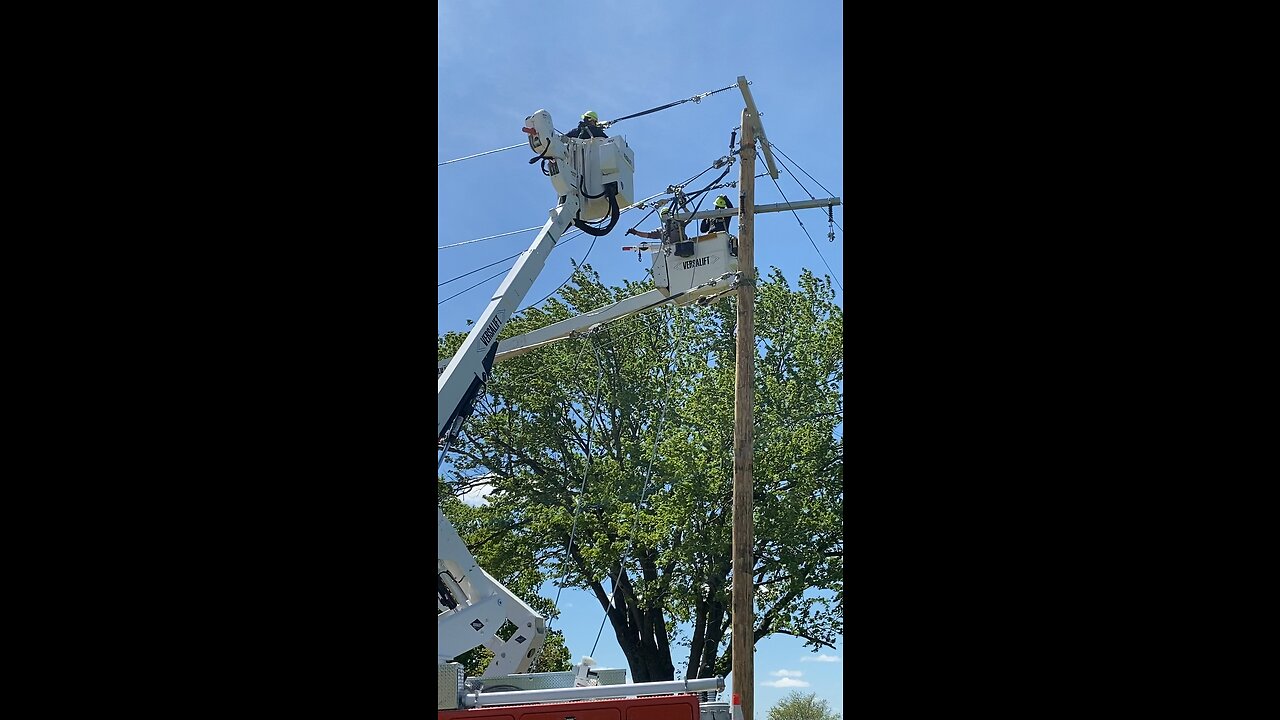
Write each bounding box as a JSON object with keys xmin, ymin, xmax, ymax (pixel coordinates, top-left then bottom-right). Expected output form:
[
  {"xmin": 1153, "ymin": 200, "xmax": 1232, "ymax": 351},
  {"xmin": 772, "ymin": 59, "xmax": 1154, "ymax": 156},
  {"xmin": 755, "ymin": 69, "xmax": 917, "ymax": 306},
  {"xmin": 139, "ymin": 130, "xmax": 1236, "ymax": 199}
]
[{"xmin": 763, "ymin": 628, "xmax": 836, "ymax": 650}]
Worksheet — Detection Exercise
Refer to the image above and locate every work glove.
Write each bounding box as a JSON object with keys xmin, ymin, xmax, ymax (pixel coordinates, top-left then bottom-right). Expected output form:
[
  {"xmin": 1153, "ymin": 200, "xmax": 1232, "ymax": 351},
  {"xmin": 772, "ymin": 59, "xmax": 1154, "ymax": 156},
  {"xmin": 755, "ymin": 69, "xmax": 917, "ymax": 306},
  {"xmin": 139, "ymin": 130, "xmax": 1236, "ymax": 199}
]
[{"xmin": 625, "ymin": 228, "xmax": 637, "ymax": 236}]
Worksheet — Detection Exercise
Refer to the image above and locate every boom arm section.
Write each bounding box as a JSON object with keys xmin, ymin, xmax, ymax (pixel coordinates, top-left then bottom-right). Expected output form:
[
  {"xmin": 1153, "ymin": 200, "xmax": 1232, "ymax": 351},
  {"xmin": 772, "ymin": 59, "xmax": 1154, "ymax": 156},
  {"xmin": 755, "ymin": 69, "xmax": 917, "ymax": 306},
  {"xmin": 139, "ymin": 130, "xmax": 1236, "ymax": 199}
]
[
  {"xmin": 438, "ymin": 507, "xmax": 547, "ymax": 675},
  {"xmin": 437, "ymin": 110, "xmax": 584, "ymax": 676},
  {"xmin": 437, "ymin": 195, "xmax": 580, "ymax": 442},
  {"xmin": 487, "ymin": 288, "xmax": 670, "ymax": 363},
  {"xmin": 438, "ymin": 109, "xmax": 641, "ymax": 676},
  {"xmin": 434, "ymin": 266, "xmax": 741, "ymax": 373}
]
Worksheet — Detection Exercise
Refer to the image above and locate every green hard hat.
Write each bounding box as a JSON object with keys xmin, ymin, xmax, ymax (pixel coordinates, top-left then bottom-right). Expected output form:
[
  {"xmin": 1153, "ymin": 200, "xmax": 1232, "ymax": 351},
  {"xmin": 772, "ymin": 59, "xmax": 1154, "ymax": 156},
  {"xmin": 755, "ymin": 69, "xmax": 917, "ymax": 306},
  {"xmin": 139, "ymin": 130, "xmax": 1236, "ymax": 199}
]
[
  {"xmin": 583, "ymin": 110, "xmax": 599, "ymax": 121},
  {"xmin": 659, "ymin": 206, "xmax": 670, "ymax": 216},
  {"xmin": 715, "ymin": 195, "xmax": 729, "ymax": 208}
]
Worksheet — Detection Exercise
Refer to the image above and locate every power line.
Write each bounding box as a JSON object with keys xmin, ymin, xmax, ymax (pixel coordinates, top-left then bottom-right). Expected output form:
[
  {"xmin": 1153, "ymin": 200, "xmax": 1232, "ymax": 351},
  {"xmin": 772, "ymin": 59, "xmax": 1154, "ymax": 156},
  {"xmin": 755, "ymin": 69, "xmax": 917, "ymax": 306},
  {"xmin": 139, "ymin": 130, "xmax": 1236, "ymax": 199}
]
[
  {"xmin": 768, "ymin": 149, "xmax": 843, "ymax": 240},
  {"xmin": 437, "ymin": 231, "xmax": 583, "ymax": 303},
  {"xmin": 439, "ymin": 268, "xmax": 511, "ymax": 306},
  {"xmin": 590, "ymin": 313, "xmax": 683, "ymax": 657},
  {"xmin": 439, "ymin": 226, "xmax": 542, "ymax": 251},
  {"xmin": 436, "ymin": 187, "xmax": 664, "ymax": 309},
  {"xmin": 437, "ymin": 142, "xmax": 526, "ymax": 167},
  {"xmin": 588, "ymin": 313, "xmax": 670, "ymax": 356},
  {"xmin": 438, "ymin": 81, "xmax": 738, "ymax": 169},
  {"xmin": 439, "ymin": 250, "xmax": 524, "ymax": 287},
  {"xmin": 437, "ymin": 170, "xmax": 757, "ymax": 257},
  {"xmin": 767, "ymin": 142, "xmax": 840, "ymax": 203},
  {"xmin": 515, "ymin": 232, "xmax": 600, "ymax": 312},
  {"xmin": 762, "ymin": 146, "xmax": 844, "ymax": 293},
  {"xmin": 600, "ymin": 82, "xmax": 738, "ymax": 128},
  {"xmin": 767, "ymin": 141, "xmax": 843, "ymax": 234},
  {"xmin": 437, "ymin": 227, "xmax": 594, "ymax": 307},
  {"xmin": 510, "ymin": 191, "xmax": 668, "ymax": 314},
  {"xmin": 771, "ymin": 148, "xmax": 818, "ymax": 202},
  {"xmin": 548, "ymin": 339, "xmax": 605, "ymax": 631}
]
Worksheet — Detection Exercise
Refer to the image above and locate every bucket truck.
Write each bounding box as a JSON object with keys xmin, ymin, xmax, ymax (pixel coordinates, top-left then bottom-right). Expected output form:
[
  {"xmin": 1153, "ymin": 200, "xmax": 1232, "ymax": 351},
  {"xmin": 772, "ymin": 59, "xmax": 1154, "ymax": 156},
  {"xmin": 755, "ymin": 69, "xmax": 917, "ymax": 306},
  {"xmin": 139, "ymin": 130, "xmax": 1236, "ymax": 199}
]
[{"xmin": 438, "ymin": 111, "xmax": 724, "ymax": 717}]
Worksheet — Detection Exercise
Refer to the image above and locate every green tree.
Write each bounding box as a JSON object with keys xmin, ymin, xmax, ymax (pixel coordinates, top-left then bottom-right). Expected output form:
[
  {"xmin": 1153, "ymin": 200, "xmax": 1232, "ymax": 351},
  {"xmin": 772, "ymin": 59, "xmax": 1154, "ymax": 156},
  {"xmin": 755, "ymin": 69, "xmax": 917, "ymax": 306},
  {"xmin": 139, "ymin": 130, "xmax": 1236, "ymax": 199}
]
[
  {"xmin": 767, "ymin": 692, "xmax": 841, "ymax": 720},
  {"xmin": 438, "ymin": 264, "xmax": 843, "ymax": 682}
]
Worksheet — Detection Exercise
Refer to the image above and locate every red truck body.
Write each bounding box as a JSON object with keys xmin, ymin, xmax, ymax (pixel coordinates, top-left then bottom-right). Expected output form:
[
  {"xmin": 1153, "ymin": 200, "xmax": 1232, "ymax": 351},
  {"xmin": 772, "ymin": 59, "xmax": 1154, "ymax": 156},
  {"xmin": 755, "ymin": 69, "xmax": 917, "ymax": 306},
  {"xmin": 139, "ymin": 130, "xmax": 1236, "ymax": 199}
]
[{"xmin": 440, "ymin": 694, "xmax": 700, "ymax": 720}]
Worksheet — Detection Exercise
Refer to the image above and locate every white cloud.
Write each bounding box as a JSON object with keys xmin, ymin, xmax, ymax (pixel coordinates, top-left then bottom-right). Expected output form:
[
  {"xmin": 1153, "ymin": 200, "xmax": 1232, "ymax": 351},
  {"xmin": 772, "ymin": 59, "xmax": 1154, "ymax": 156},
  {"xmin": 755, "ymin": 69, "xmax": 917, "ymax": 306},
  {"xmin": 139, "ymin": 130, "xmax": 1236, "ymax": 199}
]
[
  {"xmin": 800, "ymin": 654, "xmax": 841, "ymax": 663},
  {"xmin": 459, "ymin": 473, "xmax": 497, "ymax": 506},
  {"xmin": 764, "ymin": 677, "xmax": 811, "ymax": 688},
  {"xmin": 458, "ymin": 471, "xmax": 501, "ymax": 504},
  {"xmin": 771, "ymin": 669, "xmax": 803, "ymax": 677},
  {"xmin": 460, "ymin": 483, "xmax": 491, "ymax": 506}
]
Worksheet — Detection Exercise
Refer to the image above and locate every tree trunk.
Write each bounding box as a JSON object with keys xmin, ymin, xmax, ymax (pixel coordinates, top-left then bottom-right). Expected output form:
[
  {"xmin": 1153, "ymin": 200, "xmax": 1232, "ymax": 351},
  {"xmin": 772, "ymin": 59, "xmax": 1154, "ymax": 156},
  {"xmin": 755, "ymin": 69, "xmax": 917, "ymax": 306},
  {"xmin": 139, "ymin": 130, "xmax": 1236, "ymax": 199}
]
[
  {"xmin": 686, "ymin": 600, "xmax": 708, "ymax": 679},
  {"xmin": 699, "ymin": 599, "xmax": 727, "ymax": 677},
  {"xmin": 582, "ymin": 559, "xmax": 677, "ymax": 683}
]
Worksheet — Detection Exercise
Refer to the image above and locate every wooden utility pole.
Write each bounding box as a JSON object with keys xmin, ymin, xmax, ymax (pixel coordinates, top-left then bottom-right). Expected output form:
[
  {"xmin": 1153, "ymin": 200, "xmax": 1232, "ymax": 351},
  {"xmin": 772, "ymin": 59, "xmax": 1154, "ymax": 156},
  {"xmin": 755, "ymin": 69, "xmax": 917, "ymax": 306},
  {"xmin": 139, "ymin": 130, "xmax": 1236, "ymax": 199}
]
[
  {"xmin": 731, "ymin": 105, "xmax": 757, "ymax": 720},
  {"xmin": 726, "ymin": 75, "xmax": 839, "ymax": 720}
]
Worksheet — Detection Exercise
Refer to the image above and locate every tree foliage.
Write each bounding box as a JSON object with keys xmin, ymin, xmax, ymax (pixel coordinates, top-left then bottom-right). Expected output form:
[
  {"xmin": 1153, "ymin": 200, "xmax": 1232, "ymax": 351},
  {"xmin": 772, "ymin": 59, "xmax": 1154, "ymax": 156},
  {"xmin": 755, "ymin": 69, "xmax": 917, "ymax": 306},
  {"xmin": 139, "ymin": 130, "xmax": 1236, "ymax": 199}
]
[
  {"xmin": 767, "ymin": 692, "xmax": 841, "ymax": 720},
  {"xmin": 438, "ymin": 264, "xmax": 842, "ymax": 682}
]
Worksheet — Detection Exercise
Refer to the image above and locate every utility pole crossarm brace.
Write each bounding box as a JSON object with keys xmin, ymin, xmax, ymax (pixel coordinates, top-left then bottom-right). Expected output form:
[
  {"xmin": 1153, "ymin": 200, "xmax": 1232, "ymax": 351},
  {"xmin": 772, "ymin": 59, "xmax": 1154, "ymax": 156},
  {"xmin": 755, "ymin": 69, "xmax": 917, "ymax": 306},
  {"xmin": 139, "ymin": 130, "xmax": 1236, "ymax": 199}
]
[{"xmin": 737, "ymin": 76, "xmax": 779, "ymax": 180}]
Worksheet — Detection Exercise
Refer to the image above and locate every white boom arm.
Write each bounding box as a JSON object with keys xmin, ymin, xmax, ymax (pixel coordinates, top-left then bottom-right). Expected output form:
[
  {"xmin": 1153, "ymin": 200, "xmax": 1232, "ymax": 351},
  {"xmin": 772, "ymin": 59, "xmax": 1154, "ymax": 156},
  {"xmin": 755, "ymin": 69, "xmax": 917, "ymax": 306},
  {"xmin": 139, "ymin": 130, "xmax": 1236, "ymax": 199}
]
[
  {"xmin": 434, "ymin": 263, "xmax": 741, "ymax": 373},
  {"xmin": 438, "ymin": 106, "xmax": 637, "ymax": 440},
  {"xmin": 487, "ymin": 288, "xmax": 670, "ymax": 363},
  {"xmin": 437, "ymin": 110, "xmax": 593, "ymax": 676},
  {"xmin": 438, "ymin": 507, "xmax": 547, "ymax": 674},
  {"xmin": 437, "ymin": 195, "xmax": 579, "ymax": 442}
]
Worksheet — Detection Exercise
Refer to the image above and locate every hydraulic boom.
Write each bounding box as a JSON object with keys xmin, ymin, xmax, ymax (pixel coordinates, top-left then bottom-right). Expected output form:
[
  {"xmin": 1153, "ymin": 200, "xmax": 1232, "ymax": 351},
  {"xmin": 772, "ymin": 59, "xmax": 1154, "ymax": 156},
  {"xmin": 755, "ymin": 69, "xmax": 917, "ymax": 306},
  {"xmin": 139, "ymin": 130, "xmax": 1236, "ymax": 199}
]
[{"xmin": 438, "ymin": 109, "xmax": 632, "ymax": 676}]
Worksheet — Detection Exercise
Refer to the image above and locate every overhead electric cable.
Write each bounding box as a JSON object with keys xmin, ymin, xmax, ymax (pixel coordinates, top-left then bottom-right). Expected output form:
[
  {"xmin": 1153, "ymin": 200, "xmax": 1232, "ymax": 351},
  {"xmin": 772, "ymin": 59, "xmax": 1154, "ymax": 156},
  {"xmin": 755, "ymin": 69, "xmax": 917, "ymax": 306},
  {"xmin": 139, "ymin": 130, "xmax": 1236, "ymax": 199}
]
[
  {"xmin": 437, "ymin": 142, "xmax": 526, "ymax": 167},
  {"xmin": 588, "ymin": 316, "xmax": 668, "ymax": 356},
  {"xmin": 437, "ymin": 233, "xmax": 578, "ymax": 306},
  {"xmin": 439, "ymin": 81, "xmax": 736, "ymax": 169},
  {"xmin": 771, "ymin": 150, "xmax": 818, "ymax": 201},
  {"xmin": 438, "ymin": 250, "xmax": 524, "ymax": 288},
  {"xmin": 767, "ymin": 142, "xmax": 840, "ymax": 199},
  {"xmin": 600, "ymin": 82, "xmax": 738, "ymax": 128},
  {"xmin": 548, "ymin": 338, "xmax": 606, "ymax": 631},
  {"xmin": 762, "ymin": 144, "xmax": 844, "ymax": 292},
  {"xmin": 439, "ymin": 226, "xmax": 542, "ymax": 250},
  {"xmin": 516, "ymin": 233, "xmax": 600, "ymax": 311},
  {"xmin": 766, "ymin": 141, "xmax": 843, "ymax": 232},
  {"xmin": 439, "ymin": 269, "xmax": 510, "ymax": 306},
  {"xmin": 590, "ymin": 308, "xmax": 682, "ymax": 656},
  {"xmin": 509, "ymin": 190, "xmax": 667, "ymax": 315},
  {"xmin": 436, "ymin": 182, "xmax": 680, "ymax": 309},
  {"xmin": 437, "ymin": 229, "xmax": 594, "ymax": 308}
]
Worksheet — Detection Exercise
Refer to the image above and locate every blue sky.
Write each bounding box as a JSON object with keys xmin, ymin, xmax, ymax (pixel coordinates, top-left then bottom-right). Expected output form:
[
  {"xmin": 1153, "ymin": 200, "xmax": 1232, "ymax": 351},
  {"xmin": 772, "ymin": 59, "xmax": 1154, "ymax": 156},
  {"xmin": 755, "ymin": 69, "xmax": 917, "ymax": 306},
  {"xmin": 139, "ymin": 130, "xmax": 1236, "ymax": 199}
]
[{"xmin": 439, "ymin": 0, "xmax": 844, "ymax": 714}]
